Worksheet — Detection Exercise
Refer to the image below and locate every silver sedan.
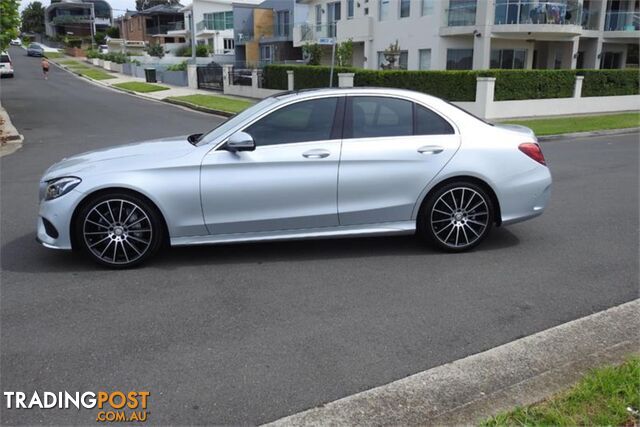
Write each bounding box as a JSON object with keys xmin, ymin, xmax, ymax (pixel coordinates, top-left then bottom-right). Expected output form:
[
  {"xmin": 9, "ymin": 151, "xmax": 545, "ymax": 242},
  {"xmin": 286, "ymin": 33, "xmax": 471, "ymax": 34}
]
[{"xmin": 37, "ymin": 88, "xmax": 552, "ymax": 268}]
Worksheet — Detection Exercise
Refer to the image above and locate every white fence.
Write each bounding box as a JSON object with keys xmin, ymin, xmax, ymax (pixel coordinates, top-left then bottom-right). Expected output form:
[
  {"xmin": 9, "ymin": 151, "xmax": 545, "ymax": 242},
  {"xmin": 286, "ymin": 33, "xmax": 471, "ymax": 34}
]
[{"xmin": 198, "ymin": 68, "xmax": 638, "ymax": 120}]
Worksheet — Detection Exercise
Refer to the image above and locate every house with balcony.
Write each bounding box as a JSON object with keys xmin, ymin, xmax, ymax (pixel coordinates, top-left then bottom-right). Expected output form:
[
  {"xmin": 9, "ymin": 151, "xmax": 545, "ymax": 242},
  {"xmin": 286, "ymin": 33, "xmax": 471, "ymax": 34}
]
[
  {"xmin": 118, "ymin": 4, "xmax": 185, "ymax": 46},
  {"xmin": 233, "ymin": 0, "xmax": 305, "ymax": 66},
  {"xmin": 292, "ymin": 0, "xmax": 638, "ymax": 70},
  {"xmin": 45, "ymin": 0, "xmax": 112, "ymax": 38}
]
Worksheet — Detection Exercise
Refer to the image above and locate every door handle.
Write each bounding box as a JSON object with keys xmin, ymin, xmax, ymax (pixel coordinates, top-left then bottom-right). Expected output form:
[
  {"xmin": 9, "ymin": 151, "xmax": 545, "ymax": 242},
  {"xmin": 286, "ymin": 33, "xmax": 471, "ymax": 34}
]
[
  {"xmin": 417, "ymin": 145, "xmax": 444, "ymax": 155},
  {"xmin": 302, "ymin": 149, "xmax": 330, "ymax": 159}
]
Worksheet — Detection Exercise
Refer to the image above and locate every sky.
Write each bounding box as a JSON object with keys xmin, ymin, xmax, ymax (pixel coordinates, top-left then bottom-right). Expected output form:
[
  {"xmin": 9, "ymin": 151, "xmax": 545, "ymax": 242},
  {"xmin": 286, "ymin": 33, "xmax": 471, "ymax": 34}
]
[{"xmin": 19, "ymin": 0, "xmax": 141, "ymax": 17}]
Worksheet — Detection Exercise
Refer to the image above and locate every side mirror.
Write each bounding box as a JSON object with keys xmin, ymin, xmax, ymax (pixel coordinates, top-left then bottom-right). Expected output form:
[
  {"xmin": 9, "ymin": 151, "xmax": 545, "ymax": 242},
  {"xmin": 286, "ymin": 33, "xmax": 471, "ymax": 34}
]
[{"xmin": 226, "ymin": 131, "xmax": 255, "ymax": 152}]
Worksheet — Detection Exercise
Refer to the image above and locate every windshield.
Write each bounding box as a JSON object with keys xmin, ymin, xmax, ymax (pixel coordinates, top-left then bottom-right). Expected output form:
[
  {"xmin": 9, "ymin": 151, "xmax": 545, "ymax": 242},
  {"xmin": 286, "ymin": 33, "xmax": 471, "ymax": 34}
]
[{"xmin": 196, "ymin": 97, "xmax": 280, "ymax": 146}]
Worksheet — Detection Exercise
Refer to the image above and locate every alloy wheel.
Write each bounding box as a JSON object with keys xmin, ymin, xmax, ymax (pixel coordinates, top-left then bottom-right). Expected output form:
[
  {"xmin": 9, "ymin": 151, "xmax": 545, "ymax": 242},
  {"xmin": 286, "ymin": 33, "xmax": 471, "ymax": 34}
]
[
  {"xmin": 82, "ymin": 199, "xmax": 153, "ymax": 265},
  {"xmin": 430, "ymin": 187, "xmax": 489, "ymax": 249}
]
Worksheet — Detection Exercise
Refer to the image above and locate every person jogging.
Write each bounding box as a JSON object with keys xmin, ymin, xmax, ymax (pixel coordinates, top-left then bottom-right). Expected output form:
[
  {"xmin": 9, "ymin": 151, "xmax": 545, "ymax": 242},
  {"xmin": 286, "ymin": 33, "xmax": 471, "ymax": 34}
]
[{"xmin": 41, "ymin": 57, "xmax": 49, "ymax": 80}]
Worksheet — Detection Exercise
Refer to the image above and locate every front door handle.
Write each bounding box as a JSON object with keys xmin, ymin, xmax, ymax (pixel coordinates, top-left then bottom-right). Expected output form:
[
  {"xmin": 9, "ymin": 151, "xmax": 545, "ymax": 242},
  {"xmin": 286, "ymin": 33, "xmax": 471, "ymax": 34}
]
[
  {"xmin": 417, "ymin": 145, "xmax": 444, "ymax": 155},
  {"xmin": 302, "ymin": 149, "xmax": 330, "ymax": 159}
]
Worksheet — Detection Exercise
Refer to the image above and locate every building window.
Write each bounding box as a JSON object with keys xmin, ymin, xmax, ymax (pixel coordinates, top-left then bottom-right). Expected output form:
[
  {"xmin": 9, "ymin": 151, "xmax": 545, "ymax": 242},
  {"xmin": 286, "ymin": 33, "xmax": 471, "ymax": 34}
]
[
  {"xmin": 601, "ymin": 51, "xmax": 622, "ymax": 69},
  {"xmin": 490, "ymin": 48, "xmax": 526, "ymax": 69},
  {"xmin": 421, "ymin": 0, "xmax": 434, "ymax": 15},
  {"xmin": 379, "ymin": 0, "xmax": 390, "ymax": 20},
  {"xmin": 203, "ymin": 11, "xmax": 233, "ymax": 30},
  {"xmin": 447, "ymin": 0, "xmax": 476, "ymax": 26},
  {"xmin": 347, "ymin": 0, "xmax": 354, "ymax": 18},
  {"xmin": 275, "ymin": 10, "xmax": 290, "ymax": 36},
  {"xmin": 224, "ymin": 38, "xmax": 234, "ymax": 51},
  {"xmin": 419, "ymin": 48, "xmax": 431, "ymax": 69},
  {"xmin": 315, "ymin": 4, "xmax": 322, "ymax": 28},
  {"xmin": 400, "ymin": 0, "xmax": 410, "ymax": 17},
  {"xmin": 446, "ymin": 48, "xmax": 473, "ymax": 69}
]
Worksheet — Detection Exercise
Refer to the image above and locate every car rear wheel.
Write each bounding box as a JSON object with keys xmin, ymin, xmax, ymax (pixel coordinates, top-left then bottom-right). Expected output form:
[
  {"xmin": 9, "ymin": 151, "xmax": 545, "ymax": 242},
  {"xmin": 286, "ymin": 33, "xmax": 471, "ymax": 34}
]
[
  {"xmin": 418, "ymin": 181, "xmax": 494, "ymax": 252},
  {"xmin": 75, "ymin": 193, "xmax": 164, "ymax": 268}
]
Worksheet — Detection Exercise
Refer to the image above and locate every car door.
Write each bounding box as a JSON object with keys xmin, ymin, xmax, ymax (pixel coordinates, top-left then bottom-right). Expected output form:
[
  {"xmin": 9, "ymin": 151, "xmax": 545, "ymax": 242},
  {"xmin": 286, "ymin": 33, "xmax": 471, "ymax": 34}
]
[
  {"xmin": 338, "ymin": 95, "xmax": 460, "ymax": 226},
  {"xmin": 200, "ymin": 96, "xmax": 344, "ymax": 235}
]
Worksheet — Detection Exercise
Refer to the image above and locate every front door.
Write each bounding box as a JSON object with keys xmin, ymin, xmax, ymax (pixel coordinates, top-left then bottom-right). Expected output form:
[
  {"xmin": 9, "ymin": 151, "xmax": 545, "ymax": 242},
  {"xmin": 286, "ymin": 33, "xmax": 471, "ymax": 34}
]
[
  {"xmin": 338, "ymin": 96, "xmax": 460, "ymax": 226},
  {"xmin": 200, "ymin": 96, "xmax": 343, "ymax": 235}
]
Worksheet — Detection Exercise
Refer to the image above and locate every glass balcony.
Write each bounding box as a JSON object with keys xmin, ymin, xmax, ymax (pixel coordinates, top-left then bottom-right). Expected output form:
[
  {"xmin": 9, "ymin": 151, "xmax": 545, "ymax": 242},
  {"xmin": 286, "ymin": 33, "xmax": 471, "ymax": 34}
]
[
  {"xmin": 605, "ymin": 11, "xmax": 640, "ymax": 31},
  {"xmin": 147, "ymin": 23, "xmax": 184, "ymax": 35},
  {"xmin": 494, "ymin": 1, "xmax": 582, "ymax": 26},
  {"xmin": 446, "ymin": 0, "xmax": 477, "ymax": 26},
  {"xmin": 299, "ymin": 23, "xmax": 338, "ymax": 42},
  {"xmin": 581, "ymin": 7, "xmax": 600, "ymax": 29}
]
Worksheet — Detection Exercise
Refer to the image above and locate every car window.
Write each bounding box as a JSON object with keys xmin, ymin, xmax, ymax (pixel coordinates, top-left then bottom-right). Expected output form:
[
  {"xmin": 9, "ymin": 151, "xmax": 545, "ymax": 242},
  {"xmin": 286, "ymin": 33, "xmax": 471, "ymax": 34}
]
[
  {"xmin": 415, "ymin": 104, "xmax": 454, "ymax": 135},
  {"xmin": 29, "ymin": 44, "xmax": 38, "ymax": 49},
  {"xmin": 244, "ymin": 97, "xmax": 338, "ymax": 147},
  {"xmin": 347, "ymin": 97, "xmax": 413, "ymax": 139},
  {"xmin": 0, "ymin": 55, "xmax": 9, "ymax": 62}
]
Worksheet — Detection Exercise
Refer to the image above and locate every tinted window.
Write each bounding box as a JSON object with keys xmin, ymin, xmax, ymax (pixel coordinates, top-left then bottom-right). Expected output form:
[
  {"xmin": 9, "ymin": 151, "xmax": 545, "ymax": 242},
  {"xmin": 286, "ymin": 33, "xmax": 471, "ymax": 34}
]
[
  {"xmin": 0, "ymin": 55, "xmax": 9, "ymax": 62},
  {"xmin": 348, "ymin": 97, "xmax": 413, "ymax": 138},
  {"xmin": 245, "ymin": 98, "xmax": 338, "ymax": 146},
  {"xmin": 415, "ymin": 105, "xmax": 454, "ymax": 135}
]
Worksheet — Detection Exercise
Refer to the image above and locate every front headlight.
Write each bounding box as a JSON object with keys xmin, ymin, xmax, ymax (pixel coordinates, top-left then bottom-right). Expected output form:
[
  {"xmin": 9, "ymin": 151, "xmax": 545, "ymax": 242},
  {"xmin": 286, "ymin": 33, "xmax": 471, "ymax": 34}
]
[{"xmin": 44, "ymin": 177, "xmax": 81, "ymax": 201}]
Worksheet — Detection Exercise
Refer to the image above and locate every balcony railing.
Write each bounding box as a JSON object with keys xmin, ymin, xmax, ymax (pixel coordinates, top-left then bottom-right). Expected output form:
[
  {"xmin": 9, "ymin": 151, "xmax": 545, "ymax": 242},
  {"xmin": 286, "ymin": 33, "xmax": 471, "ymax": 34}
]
[
  {"xmin": 605, "ymin": 11, "xmax": 639, "ymax": 31},
  {"xmin": 446, "ymin": 3, "xmax": 477, "ymax": 26},
  {"xmin": 493, "ymin": 1, "xmax": 581, "ymax": 26},
  {"xmin": 299, "ymin": 23, "xmax": 338, "ymax": 42},
  {"xmin": 581, "ymin": 8, "xmax": 600, "ymax": 29},
  {"xmin": 147, "ymin": 22, "xmax": 184, "ymax": 35},
  {"xmin": 196, "ymin": 20, "xmax": 231, "ymax": 32}
]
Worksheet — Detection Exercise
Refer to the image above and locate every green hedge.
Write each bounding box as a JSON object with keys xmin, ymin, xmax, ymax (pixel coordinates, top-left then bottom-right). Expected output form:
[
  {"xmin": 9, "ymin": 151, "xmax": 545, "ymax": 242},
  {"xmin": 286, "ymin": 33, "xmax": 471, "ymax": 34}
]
[
  {"xmin": 263, "ymin": 65, "xmax": 639, "ymax": 101},
  {"xmin": 579, "ymin": 69, "xmax": 640, "ymax": 97}
]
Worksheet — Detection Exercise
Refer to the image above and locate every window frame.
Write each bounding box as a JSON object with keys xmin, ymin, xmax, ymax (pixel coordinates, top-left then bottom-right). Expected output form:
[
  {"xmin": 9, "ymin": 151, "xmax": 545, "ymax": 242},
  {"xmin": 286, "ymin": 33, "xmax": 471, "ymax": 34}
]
[
  {"xmin": 400, "ymin": 0, "xmax": 411, "ymax": 18},
  {"xmin": 235, "ymin": 96, "xmax": 346, "ymax": 148}
]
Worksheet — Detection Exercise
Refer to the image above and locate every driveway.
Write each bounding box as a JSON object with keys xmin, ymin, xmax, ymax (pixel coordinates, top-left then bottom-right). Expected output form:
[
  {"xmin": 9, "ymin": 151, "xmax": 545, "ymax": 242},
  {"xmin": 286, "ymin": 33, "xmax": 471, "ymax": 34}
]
[{"xmin": 1, "ymin": 47, "xmax": 638, "ymax": 425}]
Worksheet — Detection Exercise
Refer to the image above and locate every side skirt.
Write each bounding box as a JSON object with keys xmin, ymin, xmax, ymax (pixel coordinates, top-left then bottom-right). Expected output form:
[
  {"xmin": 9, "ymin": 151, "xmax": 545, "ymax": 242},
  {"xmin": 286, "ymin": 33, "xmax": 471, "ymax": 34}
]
[{"xmin": 171, "ymin": 221, "xmax": 416, "ymax": 247}]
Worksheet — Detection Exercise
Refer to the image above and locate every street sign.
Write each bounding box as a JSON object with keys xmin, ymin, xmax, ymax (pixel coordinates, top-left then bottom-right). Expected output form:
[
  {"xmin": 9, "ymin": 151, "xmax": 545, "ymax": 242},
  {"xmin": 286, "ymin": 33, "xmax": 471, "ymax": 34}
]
[{"xmin": 317, "ymin": 37, "xmax": 335, "ymax": 46}]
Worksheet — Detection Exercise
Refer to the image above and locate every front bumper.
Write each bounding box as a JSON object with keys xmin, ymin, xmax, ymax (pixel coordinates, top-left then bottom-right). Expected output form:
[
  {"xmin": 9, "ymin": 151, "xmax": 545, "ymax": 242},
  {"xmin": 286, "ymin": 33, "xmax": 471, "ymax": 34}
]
[{"xmin": 36, "ymin": 189, "xmax": 84, "ymax": 250}]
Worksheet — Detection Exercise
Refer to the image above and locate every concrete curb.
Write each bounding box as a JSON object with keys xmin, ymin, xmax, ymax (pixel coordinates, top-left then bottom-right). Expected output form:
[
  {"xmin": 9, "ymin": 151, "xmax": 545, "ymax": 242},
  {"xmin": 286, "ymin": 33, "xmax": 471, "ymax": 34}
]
[
  {"xmin": 538, "ymin": 127, "xmax": 640, "ymax": 141},
  {"xmin": 0, "ymin": 105, "xmax": 24, "ymax": 157},
  {"xmin": 265, "ymin": 299, "xmax": 640, "ymax": 427},
  {"xmin": 162, "ymin": 98, "xmax": 235, "ymax": 117}
]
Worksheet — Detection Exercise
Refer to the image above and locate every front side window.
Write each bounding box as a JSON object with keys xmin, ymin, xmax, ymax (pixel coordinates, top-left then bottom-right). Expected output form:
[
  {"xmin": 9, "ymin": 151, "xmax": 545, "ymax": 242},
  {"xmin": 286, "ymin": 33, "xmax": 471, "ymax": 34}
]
[
  {"xmin": 244, "ymin": 98, "xmax": 339, "ymax": 146},
  {"xmin": 347, "ymin": 97, "xmax": 413, "ymax": 138}
]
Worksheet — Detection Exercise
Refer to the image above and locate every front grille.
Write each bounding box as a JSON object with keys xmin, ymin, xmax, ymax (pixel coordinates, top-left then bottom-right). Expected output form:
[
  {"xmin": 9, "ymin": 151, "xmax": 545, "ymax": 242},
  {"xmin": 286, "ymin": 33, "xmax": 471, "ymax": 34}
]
[{"xmin": 42, "ymin": 218, "xmax": 59, "ymax": 239}]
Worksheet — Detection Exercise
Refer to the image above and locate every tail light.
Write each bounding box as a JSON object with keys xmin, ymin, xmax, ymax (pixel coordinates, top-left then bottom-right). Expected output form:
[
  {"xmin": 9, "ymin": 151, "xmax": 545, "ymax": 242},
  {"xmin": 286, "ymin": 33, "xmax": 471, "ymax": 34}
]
[{"xmin": 519, "ymin": 142, "xmax": 546, "ymax": 166}]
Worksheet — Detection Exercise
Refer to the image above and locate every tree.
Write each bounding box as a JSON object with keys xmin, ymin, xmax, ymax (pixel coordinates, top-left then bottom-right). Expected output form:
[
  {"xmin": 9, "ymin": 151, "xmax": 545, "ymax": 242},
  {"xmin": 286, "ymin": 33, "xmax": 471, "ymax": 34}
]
[
  {"xmin": 303, "ymin": 42, "xmax": 322, "ymax": 66},
  {"xmin": 336, "ymin": 39, "xmax": 353, "ymax": 67},
  {"xmin": 106, "ymin": 26, "xmax": 120, "ymax": 38},
  {"xmin": 135, "ymin": 0, "xmax": 180, "ymax": 11},
  {"xmin": 20, "ymin": 1, "xmax": 45, "ymax": 34},
  {"xmin": 0, "ymin": 0, "xmax": 20, "ymax": 50}
]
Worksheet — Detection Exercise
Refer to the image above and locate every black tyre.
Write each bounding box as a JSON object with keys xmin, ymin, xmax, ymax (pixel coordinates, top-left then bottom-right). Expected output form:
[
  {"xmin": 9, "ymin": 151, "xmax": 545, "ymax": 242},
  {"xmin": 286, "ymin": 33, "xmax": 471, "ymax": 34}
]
[
  {"xmin": 418, "ymin": 181, "xmax": 494, "ymax": 252},
  {"xmin": 75, "ymin": 192, "xmax": 165, "ymax": 268}
]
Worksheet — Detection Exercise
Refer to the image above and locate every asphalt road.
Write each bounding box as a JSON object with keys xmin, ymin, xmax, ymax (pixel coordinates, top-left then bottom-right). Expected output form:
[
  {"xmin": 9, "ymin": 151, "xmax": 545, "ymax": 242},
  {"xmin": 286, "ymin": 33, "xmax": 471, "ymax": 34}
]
[{"xmin": 1, "ymin": 47, "xmax": 638, "ymax": 425}]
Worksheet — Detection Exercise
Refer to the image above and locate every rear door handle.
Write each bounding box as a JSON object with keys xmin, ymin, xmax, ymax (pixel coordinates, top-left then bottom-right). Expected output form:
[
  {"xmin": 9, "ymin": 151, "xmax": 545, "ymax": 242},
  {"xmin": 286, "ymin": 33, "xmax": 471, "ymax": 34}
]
[
  {"xmin": 417, "ymin": 145, "xmax": 444, "ymax": 155},
  {"xmin": 302, "ymin": 149, "xmax": 330, "ymax": 159}
]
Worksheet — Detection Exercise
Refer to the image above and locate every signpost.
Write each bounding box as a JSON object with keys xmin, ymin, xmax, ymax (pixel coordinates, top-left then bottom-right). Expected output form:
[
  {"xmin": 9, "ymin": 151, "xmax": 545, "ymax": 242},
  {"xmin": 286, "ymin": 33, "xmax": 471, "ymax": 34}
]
[{"xmin": 318, "ymin": 37, "xmax": 336, "ymax": 87}]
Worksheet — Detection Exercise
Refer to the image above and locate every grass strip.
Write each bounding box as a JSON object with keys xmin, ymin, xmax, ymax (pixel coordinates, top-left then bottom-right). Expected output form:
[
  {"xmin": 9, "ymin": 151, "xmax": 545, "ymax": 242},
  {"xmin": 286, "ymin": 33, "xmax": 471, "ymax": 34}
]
[
  {"xmin": 76, "ymin": 68, "xmax": 117, "ymax": 80},
  {"xmin": 483, "ymin": 357, "xmax": 640, "ymax": 426},
  {"xmin": 503, "ymin": 112, "xmax": 640, "ymax": 136},
  {"xmin": 113, "ymin": 82, "xmax": 170, "ymax": 93},
  {"xmin": 167, "ymin": 94, "xmax": 254, "ymax": 114}
]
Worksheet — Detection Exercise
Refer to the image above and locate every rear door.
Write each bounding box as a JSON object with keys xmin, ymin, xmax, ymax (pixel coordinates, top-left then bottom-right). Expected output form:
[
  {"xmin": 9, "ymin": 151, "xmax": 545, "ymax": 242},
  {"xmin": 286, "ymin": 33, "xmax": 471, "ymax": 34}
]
[{"xmin": 338, "ymin": 96, "xmax": 460, "ymax": 225}]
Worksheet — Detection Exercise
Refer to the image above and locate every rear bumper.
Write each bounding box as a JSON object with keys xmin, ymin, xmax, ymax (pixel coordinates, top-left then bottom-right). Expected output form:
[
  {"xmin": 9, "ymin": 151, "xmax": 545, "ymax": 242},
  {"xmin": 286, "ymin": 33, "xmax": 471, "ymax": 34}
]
[{"xmin": 499, "ymin": 167, "xmax": 552, "ymax": 226}]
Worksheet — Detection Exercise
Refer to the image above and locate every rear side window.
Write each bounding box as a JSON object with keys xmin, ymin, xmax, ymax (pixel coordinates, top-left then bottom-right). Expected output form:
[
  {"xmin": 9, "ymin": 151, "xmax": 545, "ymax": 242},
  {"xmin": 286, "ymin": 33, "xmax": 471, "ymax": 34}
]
[
  {"xmin": 347, "ymin": 97, "xmax": 413, "ymax": 138},
  {"xmin": 0, "ymin": 55, "xmax": 9, "ymax": 62},
  {"xmin": 244, "ymin": 97, "xmax": 338, "ymax": 146},
  {"xmin": 415, "ymin": 104, "xmax": 454, "ymax": 135}
]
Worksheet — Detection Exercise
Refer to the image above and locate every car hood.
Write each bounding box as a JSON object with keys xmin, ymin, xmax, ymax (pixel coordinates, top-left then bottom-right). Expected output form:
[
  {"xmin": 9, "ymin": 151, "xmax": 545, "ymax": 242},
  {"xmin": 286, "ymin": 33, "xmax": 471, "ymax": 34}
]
[
  {"xmin": 42, "ymin": 136, "xmax": 195, "ymax": 181},
  {"xmin": 494, "ymin": 123, "xmax": 537, "ymax": 140}
]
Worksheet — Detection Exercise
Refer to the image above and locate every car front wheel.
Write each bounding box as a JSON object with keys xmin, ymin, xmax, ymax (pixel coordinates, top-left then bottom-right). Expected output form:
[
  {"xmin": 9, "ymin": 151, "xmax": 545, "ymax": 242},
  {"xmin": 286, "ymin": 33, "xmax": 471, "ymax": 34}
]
[
  {"xmin": 418, "ymin": 181, "xmax": 494, "ymax": 252},
  {"xmin": 75, "ymin": 193, "xmax": 164, "ymax": 268}
]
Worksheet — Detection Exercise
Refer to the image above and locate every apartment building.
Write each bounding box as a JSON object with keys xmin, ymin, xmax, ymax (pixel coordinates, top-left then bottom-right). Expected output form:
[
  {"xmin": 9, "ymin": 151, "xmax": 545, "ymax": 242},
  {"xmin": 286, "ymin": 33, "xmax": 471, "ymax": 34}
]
[
  {"xmin": 292, "ymin": 0, "xmax": 639, "ymax": 70},
  {"xmin": 233, "ymin": 0, "xmax": 305, "ymax": 66},
  {"xmin": 45, "ymin": 0, "xmax": 112, "ymax": 38},
  {"xmin": 118, "ymin": 4, "xmax": 185, "ymax": 45}
]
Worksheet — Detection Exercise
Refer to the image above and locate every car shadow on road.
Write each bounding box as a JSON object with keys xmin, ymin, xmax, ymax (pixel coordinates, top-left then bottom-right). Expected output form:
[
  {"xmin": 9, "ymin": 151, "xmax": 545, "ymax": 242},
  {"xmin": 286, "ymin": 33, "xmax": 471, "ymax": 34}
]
[{"xmin": 0, "ymin": 227, "xmax": 520, "ymax": 273}]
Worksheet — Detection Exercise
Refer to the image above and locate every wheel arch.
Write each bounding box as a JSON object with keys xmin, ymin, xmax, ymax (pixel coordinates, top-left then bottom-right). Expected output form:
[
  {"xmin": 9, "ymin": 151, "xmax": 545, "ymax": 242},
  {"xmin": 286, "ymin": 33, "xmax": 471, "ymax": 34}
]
[
  {"xmin": 69, "ymin": 187, "xmax": 170, "ymax": 250},
  {"xmin": 416, "ymin": 175, "xmax": 502, "ymax": 227}
]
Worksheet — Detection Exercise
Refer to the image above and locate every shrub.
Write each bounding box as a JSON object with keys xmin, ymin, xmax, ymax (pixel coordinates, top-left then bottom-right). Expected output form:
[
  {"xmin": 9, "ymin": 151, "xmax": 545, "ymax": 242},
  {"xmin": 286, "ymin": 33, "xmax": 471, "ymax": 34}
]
[
  {"xmin": 481, "ymin": 69, "xmax": 576, "ymax": 100},
  {"xmin": 579, "ymin": 69, "xmax": 640, "ymax": 97},
  {"xmin": 147, "ymin": 43, "xmax": 164, "ymax": 58},
  {"xmin": 174, "ymin": 45, "xmax": 191, "ymax": 57},
  {"xmin": 264, "ymin": 64, "xmax": 356, "ymax": 90},
  {"xmin": 86, "ymin": 48, "xmax": 99, "ymax": 59},
  {"xmin": 167, "ymin": 60, "xmax": 187, "ymax": 72},
  {"xmin": 195, "ymin": 44, "xmax": 210, "ymax": 57}
]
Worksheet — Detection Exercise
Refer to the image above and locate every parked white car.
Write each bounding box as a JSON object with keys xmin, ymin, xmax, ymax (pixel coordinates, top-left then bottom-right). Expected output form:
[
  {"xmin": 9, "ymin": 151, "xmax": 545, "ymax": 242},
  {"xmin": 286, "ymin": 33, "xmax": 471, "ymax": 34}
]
[
  {"xmin": 98, "ymin": 45, "xmax": 109, "ymax": 54},
  {"xmin": 9, "ymin": 39, "xmax": 21, "ymax": 46},
  {"xmin": 0, "ymin": 52, "xmax": 14, "ymax": 78}
]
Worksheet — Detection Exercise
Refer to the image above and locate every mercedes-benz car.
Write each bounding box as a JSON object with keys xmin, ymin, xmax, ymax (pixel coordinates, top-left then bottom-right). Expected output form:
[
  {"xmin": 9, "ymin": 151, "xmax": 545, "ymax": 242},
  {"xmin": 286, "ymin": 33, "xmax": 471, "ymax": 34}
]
[{"xmin": 37, "ymin": 88, "xmax": 551, "ymax": 268}]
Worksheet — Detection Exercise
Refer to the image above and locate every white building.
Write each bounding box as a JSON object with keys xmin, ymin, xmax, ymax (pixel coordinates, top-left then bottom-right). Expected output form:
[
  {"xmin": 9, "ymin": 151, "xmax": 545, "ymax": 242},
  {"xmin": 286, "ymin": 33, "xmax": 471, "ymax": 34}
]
[
  {"xmin": 168, "ymin": 0, "xmax": 262, "ymax": 54},
  {"xmin": 292, "ymin": 0, "xmax": 639, "ymax": 70}
]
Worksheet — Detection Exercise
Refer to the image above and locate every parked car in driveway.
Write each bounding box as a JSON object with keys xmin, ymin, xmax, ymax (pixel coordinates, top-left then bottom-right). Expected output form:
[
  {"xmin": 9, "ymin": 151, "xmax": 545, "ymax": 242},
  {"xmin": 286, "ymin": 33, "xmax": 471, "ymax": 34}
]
[
  {"xmin": 9, "ymin": 39, "xmax": 21, "ymax": 46},
  {"xmin": 98, "ymin": 45, "xmax": 109, "ymax": 54},
  {"xmin": 27, "ymin": 43, "xmax": 44, "ymax": 56},
  {"xmin": 37, "ymin": 88, "xmax": 552, "ymax": 268},
  {"xmin": 0, "ymin": 52, "xmax": 14, "ymax": 77}
]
